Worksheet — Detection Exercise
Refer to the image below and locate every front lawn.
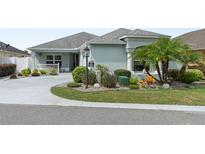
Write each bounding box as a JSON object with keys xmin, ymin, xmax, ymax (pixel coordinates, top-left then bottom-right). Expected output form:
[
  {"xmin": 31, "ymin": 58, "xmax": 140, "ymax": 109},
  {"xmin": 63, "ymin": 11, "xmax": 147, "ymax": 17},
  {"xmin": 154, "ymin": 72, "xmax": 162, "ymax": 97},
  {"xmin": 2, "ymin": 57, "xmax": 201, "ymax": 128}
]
[{"xmin": 51, "ymin": 87, "xmax": 205, "ymax": 106}]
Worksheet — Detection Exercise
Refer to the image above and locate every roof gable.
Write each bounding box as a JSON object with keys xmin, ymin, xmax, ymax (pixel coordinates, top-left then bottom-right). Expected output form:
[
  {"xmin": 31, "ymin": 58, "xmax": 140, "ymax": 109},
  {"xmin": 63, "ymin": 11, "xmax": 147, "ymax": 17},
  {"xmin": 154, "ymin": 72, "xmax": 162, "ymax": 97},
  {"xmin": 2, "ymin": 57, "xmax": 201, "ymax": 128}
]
[{"xmin": 29, "ymin": 32, "xmax": 98, "ymax": 50}]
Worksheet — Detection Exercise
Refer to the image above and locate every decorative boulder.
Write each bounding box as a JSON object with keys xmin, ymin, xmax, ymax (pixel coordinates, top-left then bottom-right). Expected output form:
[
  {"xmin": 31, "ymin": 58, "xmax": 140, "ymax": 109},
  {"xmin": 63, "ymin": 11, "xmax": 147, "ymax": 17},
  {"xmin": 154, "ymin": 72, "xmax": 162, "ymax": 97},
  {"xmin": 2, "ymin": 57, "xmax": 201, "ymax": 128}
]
[
  {"xmin": 94, "ymin": 83, "xmax": 100, "ymax": 88},
  {"xmin": 162, "ymin": 83, "xmax": 170, "ymax": 89},
  {"xmin": 116, "ymin": 83, "xmax": 120, "ymax": 88}
]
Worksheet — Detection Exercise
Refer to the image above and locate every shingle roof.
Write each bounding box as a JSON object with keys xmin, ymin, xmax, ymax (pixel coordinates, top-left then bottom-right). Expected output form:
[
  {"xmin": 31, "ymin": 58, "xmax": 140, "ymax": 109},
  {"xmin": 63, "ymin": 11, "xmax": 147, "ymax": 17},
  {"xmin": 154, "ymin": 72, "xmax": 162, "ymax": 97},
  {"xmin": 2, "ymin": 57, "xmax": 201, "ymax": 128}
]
[
  {"xmin": 126, "ymin": 29, "xmax": 169, "ymax": 37},
  {"xmin": 177, "ymin": 29, "xmax": 205, "ymax": 51},
  {"xmin": 29, "ymin": 32, "xmax": 98, "ymax": 50},
  {"xmin": 0, "ymin": 41, "xmax": 29, "ymax": 55},
  {"xmin": 88, "ymin": 28, "xmax": 132, "ymax": 45},
  {"xmin": 88, "ymin": 28, "xmax": 169, "ymax": 45}
]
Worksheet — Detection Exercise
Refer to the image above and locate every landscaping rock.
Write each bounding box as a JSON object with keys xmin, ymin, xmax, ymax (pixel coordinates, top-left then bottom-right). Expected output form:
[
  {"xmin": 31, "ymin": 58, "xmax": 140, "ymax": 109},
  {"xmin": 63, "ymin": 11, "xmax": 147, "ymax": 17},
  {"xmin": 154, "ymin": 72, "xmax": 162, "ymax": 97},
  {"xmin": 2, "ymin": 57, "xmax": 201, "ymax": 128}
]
[
  {"xmin": 162, "ymin": 83, "xmax": 170, "ymax": 89},
  {"xmin": 116, "ymin": 83, "xmax": 120, "ymax": 88},
  {"xmin": 94, "ymin": 83, "xmax": 100, "ymax": 88},
  {"xmin": 149, "ymin": 84, "xmax": 157, "ymax": 89}
]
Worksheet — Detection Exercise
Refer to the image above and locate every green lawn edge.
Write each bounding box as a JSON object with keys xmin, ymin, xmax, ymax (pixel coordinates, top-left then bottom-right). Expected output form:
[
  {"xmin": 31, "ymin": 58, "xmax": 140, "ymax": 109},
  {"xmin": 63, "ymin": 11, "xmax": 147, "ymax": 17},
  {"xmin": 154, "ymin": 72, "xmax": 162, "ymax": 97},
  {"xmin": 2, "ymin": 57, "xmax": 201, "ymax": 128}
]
[{"xmin": 51, "ymin": 86, "xmax": 205, "ymax": 106}]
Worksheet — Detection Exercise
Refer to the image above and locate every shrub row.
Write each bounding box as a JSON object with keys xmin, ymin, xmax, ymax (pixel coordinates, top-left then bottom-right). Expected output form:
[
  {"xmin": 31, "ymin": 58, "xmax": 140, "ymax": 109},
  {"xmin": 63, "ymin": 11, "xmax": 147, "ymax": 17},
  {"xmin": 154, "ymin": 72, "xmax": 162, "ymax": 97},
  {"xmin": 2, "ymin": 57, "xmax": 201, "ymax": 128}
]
[
  {"xmin": 0, "ymin": 64, "xmax": 16, "ymax": 77},
  {"xmin": 72, "ymin": 65, "xmax": 119, "ymax": 88},
  {"xmin": 20, "ymin": 68, "xmax": 57, "ymax": 77}
]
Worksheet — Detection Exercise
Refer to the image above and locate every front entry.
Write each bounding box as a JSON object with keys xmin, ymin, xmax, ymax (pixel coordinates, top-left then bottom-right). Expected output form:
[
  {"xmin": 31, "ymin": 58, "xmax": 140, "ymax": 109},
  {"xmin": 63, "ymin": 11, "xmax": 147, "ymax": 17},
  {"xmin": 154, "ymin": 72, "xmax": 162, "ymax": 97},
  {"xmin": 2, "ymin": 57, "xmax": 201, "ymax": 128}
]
[{"xmin": 72, "ymin": 53, "xmax": 79, "ymax": 70}]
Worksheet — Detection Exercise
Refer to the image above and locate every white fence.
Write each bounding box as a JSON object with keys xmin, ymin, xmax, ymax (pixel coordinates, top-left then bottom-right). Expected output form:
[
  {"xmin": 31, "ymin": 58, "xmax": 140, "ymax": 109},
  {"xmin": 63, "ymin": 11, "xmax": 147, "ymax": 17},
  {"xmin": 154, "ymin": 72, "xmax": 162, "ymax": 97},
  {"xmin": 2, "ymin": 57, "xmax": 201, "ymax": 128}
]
[{"xmin": 1, "ymin": 57, "xmax": 30, "ymax": 72}]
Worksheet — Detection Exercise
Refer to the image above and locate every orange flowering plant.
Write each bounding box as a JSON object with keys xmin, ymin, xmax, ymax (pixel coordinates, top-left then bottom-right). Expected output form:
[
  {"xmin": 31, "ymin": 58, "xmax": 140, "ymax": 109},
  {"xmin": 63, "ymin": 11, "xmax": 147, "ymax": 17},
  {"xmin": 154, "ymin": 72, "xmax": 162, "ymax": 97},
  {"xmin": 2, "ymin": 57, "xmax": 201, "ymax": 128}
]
[{"xmin": 145, "ymin": 75, "xmax": 155, "ymax": 85}]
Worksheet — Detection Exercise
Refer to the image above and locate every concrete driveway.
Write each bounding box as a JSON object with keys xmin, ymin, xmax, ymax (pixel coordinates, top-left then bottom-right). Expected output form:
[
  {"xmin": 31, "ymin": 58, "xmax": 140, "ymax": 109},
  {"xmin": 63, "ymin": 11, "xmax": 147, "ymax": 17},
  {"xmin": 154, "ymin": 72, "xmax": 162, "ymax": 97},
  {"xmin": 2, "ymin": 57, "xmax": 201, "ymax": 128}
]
[{"xmin": 0, "ymin": 73, "xmax": 72, "ymax": 105}]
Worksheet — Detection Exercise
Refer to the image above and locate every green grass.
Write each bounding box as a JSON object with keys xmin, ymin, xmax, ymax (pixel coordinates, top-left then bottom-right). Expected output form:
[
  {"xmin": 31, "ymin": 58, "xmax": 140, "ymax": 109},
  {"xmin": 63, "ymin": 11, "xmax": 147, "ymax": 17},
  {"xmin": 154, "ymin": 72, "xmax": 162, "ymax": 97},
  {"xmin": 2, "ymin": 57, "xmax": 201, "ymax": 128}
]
[{"xmin": 51, "ymin": 87, "xmax": 205, "ymax": 106}]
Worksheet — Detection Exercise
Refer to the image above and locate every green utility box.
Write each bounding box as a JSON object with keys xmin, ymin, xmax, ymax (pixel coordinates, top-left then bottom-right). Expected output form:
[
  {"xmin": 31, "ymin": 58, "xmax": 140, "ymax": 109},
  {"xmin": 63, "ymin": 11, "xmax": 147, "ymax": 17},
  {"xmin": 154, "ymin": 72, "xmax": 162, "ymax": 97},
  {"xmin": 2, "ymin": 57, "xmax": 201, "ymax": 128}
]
[{"xmin": 118, "ymin": 76, "xmax": 129, "ymax": 86}]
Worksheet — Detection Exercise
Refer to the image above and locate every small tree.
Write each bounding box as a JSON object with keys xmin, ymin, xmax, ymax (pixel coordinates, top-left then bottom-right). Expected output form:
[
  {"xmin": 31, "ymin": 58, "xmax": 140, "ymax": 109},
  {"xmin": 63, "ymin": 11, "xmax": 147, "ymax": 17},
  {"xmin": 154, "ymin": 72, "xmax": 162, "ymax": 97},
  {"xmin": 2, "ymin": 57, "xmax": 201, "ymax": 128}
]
[
  {"xmin": 132, "ymin": 37, "xmax": 199, "ymax": 84},
  {"xmin": 177, "ymin": 50, "xmax": 201, "ymax": 75}
]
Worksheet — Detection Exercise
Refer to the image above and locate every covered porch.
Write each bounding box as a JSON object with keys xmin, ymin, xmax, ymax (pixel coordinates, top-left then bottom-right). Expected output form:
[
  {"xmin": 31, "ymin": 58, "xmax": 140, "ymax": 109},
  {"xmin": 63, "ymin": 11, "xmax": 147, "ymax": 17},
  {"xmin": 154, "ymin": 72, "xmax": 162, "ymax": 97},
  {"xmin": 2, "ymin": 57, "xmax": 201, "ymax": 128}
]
[{"xmin": 31, "ymin": 50, "xmax": 80, "ymax": 72}]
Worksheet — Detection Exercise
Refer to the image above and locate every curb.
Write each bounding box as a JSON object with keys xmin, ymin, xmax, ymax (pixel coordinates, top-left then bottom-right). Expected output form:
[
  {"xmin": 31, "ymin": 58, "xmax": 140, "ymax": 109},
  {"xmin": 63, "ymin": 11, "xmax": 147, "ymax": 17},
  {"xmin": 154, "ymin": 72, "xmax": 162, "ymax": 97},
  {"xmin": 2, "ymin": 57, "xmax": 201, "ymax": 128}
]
[{"xmin": 55, "ymin": 97, "xmax": 205, "ymax": 112}]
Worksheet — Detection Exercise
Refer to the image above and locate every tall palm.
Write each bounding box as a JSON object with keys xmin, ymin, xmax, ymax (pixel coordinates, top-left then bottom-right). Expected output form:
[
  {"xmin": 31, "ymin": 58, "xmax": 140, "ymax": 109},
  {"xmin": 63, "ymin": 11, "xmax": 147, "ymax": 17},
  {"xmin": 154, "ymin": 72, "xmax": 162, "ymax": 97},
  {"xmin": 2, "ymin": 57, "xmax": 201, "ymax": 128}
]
[{"xmin": 132, "ymin": 37, "xmax": 198, "ymax": 83}]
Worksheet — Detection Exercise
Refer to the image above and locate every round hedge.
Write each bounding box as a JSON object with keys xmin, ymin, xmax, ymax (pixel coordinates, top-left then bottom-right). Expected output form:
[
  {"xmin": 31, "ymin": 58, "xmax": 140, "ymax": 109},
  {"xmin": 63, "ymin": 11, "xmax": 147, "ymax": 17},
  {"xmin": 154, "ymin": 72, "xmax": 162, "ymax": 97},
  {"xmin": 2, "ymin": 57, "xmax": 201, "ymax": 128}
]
[
  {"xmin": 129, "ymin": 77, "xmax": 139, "ymax": 84},
  {"xmin": 129, "ymin": 84, "xmax": 139, "ymax": 89},
  {"xmin": 180, "ymin": 69, "xmax": 203, "ymax": 84},
  {"xmin": 114, "ymin": 69, "xmax": 131, "ymax": 78},
  {"xmin": 72, "ymin": 66, "xmax": 86, "ymax": 83}
]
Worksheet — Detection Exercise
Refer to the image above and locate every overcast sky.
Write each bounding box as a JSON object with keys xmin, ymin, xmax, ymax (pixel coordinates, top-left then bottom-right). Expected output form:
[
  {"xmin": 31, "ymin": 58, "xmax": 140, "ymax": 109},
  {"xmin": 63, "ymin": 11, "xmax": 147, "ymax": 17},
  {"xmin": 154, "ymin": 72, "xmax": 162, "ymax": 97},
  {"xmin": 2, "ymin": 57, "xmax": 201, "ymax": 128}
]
[{"xmin": 0, "ymin": 28, "xmax": 199, "ymax": 50}]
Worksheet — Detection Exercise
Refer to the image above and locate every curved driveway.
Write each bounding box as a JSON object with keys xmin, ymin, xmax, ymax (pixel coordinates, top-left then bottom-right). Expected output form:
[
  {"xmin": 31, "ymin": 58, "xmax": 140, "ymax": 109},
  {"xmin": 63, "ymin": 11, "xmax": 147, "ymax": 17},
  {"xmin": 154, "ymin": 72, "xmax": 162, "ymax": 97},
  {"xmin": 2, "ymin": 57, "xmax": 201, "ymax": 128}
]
[{"xmin": 0, "ymin": 73, "xmax": 73, "ymax": 106}]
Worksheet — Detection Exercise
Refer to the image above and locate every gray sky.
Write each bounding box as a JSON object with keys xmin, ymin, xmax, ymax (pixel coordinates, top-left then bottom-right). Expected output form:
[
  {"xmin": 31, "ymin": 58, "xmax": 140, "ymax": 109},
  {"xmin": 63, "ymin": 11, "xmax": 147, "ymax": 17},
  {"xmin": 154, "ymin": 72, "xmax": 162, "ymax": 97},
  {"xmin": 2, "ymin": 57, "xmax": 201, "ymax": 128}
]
[{"xmin": 0, "ymin": 28, "xmax": 199, "ymax": 50}]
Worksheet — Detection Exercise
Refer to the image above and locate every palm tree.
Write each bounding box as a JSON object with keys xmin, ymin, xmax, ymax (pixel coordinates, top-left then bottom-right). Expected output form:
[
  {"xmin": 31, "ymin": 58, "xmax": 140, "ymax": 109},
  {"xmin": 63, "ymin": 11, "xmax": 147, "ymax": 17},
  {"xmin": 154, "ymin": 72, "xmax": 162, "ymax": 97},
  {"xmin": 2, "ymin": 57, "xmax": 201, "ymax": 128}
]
[{"xmin": 132, "ymin": 37, "xmax": 199, "ymax": 83}]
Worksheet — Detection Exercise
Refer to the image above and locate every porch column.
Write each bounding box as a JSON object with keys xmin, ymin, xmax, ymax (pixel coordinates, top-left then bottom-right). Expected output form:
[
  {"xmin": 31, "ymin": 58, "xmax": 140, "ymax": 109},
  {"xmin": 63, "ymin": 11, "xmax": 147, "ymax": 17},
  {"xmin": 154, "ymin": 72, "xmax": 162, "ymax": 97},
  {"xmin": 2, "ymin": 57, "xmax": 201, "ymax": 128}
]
[
  {"xmin": 0, "ymin": 52, "xmax": 2, "ymax": 64},
  {"xmin": 127, "ymin": 52, "xmax": 132, "ymax": 71}
]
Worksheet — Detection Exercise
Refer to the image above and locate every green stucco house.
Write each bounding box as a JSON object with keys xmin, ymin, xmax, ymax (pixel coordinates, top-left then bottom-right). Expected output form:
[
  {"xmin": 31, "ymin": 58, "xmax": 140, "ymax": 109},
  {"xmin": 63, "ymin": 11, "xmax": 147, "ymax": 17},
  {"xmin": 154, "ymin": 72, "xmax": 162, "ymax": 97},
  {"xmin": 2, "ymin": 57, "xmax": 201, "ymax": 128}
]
[{"xmin": 28, "ymin": 28, "xmax": 180, "ymax": 74}]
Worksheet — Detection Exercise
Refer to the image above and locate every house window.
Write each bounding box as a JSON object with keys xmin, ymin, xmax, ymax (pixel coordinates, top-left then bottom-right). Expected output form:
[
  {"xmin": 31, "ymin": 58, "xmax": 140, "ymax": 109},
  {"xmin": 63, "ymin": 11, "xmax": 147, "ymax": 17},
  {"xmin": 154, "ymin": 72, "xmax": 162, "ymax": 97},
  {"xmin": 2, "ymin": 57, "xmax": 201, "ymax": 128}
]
[
  {"xmin": 46, "ymin": 55, "xmax": 54, "ymax": 64},
  {"xmin": 54, "ymin": 55, "xmax": 62, "ymax": 67},
  {"xmin": 133, "ymin": 60, "xmax": 149, "ymax": 72},
  {"xmin": 46, "ymin": 55, "xmax": 62, "ymax": 67}
]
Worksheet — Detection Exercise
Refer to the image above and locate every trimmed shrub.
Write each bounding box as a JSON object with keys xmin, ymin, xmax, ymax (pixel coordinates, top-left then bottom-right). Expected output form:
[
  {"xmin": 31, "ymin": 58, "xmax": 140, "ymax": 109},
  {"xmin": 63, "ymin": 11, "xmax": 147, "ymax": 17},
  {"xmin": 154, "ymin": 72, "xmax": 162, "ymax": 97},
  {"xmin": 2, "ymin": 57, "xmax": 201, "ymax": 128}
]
[
  {"xmin": 114, "ymin": 69, "xmax": 131, "ymax": 79},
  {"xmin": 129, "ymin": 84, "xmax": 139, "ymax": 89},
  {"xmin": 0, "ymin": 64, "xmax": 16, "ymax": 77},
  {"xmin": 72, "ymin": 66, "xmax": 86, "ymax": 83},
  {"xmin": 67, "ymin": 82, "xmax": 81, "ymax": 88},
  {"xmin": 21, "ymin": 68, "xmax": 31, "ymax": 77},
  {"xmin": 82, "ymin": 70, "xmax": 96, "ymax": 85},
  {"xmin": 129, "ymin": 77, "xmax": 139, "ymax": 84},
  {"xmin": 40, "ymin": 69, "xmax": 47, "ymax": 75},
  {"xmin": 168, "ymin": 69, "xmax": 180, "ymax": 81},
  {"xmin": 49, "ymin": 68, "xmax": 58, "ymax": 75},
  {"xmin": 180, "ymin": 69, "xmax": 203, "ymax": 84},
  {"xmin": 101, "ymin": 73, "xmax": 117, "ymax": 88},
  {"xmin": 31, "ymin": 69, "xmax": 41, "ymax": 77}
]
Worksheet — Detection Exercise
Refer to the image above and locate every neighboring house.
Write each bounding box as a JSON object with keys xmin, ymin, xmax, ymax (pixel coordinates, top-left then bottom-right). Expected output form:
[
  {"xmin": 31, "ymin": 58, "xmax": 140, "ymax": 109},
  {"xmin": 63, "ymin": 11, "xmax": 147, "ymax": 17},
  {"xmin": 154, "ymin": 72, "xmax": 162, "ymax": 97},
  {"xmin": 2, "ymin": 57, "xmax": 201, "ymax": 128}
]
[
  {"xmin": 0, "ymin": 41, "xmax": 29, "ymax": 64},
  {"xmin": 178, "ymin": 29, "xmax": 205, "ymax": 62},
  {"xmin": 29, "ymin": 28, "xmax": 175, "ymax": 74}
]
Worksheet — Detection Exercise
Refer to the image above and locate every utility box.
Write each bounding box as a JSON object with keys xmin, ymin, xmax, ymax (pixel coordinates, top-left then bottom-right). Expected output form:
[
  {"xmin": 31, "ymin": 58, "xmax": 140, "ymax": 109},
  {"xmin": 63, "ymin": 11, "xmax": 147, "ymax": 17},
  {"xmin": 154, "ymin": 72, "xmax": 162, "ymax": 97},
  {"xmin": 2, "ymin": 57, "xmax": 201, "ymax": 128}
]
[{"xmin": 118, "ymin": 76, "xmax": 129, "ymax": 86}]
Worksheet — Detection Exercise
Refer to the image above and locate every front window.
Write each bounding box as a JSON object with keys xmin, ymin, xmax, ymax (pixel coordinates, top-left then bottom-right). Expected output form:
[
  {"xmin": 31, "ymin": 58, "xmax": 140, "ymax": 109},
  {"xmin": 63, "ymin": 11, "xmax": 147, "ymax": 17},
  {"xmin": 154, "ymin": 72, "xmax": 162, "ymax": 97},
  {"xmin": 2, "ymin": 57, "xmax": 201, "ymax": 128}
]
[
  {"xmin": 46, "ymin": 55, "xmax": 54, "ymax": 64},
  {"xmin": 46, "ymin": 55, "xmax": 62, "ymax": 67},
  {"xmin": 133, "ymin": 60, "xmax": 149, "ymax": 72}
]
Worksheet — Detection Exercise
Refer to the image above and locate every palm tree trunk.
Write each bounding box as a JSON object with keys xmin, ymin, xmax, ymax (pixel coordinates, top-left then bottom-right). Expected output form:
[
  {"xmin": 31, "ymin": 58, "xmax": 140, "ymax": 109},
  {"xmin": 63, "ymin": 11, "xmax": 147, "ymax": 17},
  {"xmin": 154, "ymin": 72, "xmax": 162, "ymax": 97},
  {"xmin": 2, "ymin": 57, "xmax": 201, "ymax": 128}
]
[
  {"xmin": 180, "ymin": 63, "xmax": 187, "ymax": 75},
  {"xmin": 144, "ymin": 67, "xmax": 160, "ymax": 83},
  {"xmin": 155, "ymin": 62, "xmax": 163, "ymax": 82},
  {"xmin": 164, "ymin": 59, "xmax": 169, "ymax": 82},
  {"xmin": 161, "ymin": 61, "xmax": 166, "ymax": 81}
]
